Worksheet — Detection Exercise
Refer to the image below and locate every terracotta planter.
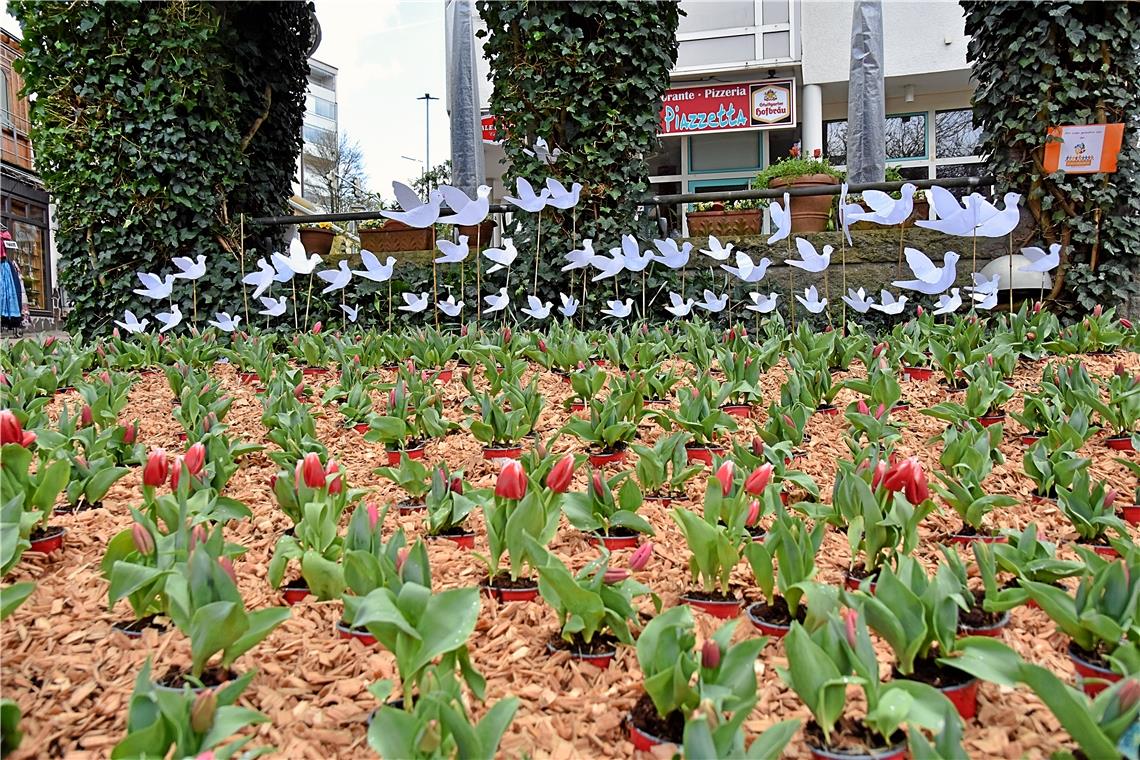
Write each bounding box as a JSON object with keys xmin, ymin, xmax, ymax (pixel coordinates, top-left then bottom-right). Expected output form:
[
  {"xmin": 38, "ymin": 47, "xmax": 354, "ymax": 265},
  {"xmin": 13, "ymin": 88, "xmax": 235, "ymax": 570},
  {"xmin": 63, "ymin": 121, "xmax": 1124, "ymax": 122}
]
[
  {"xmin": 1106, "ymin": 435, "xmax": 1135, "ymax": 452},
  {"xmin": 336, "ymin": 620, "xmax": 377, "ymax": 646},
  {"xmin": 902, "ymin": 366, "xmax": 934, "ymax": 381},
  {"xmin": 807, "ymin": 733, "xmax": 906, "ymax": 760},
  {"xmin": 680, "ymin": 594, "xmax": 741, "ymax": 619},
  {"xmin": 29, "ymin": 526, "xmax": 66, "ymax": 555},
  {"xmin": 386, "ymin": 446, "xmax": 426, "ymax": 467},
  {"xmin": 588, "ymin": 449, "xmax": 626, "ymax": 468},
  {"xmin": 721, "ymin": 403, "xmax": 753, "ymax": 418},
  {"xmin": 1120, "ymin": 505, "xmax": 1140, "ymax": 526},
  {"xmin": 978, "ymin": 412, "xmax": 1006, "ymax": 428},
  {"xmin": 844, "ymin": 568, "xmax": 878, "ymax": 594},
  {"xmin": 1021, "ymin": 433, "xmax": 1046, "ymax": 446},
  {"xmin": 1069, "ymin": 642, "xmax": 1122, "ymax": 697},
  {"xmin": 483, "ymin": 445, "xmax": 523, "ymax": 461},
  {"xmin": 1087, "ymin": 543, "xmax": 1118, "ymax": 559},
  {"xmin": 281, "ymin": 581, "xmax": 312, "ymax": 606},
  {"xmin": 301, "ymin": 366, "xmax": 330, "ymax": 377},
  {"xmin": 360, "ymin": 222, "xmax": 434, "ymax": 253},
  {"xmin": 458, "ymin": 219, "xmax": 496, "ymax": 246},
  {"xmin": 111, "ymin": 615, "xmax": 167, "ymax": 640},
  {"xmin": 686, "ymin": 208, "xmax": 761, "ymax": 238},
  {"xmin": 545, "ymin": 640, "xmax": 616, "ymax": 669},
  {"xmin": 1030, "ymin": 493, "xmax": 1057, "ymax": 506},
  {"xmin": 685, "ymin": 445, "xmax": 724, "ymax": 466},
  {"xmin": 957, "ymin": 610, "xmax": 1011, "ymax": 638},
  {"xmin": 940, "ymin": 676, "xmax": 980, "ymax": 720},
  {"xmin": 427, "ymin": 531, "xmax": 476, "ymax": 550},
  {"xmin": 299, "ymin": 228, "xmax": 335, "ymax": 257},
  {"xmin": 587, "ymin": 532, "xmax": 640, "ymax": 551},
  {"xmin": 770, "ymin": 174, "xmax": 839, "ymax": 233},
  {"xmin": 745, "ymin": 601, "xmax": 792, "ymax": 639},
  {"xmin": 433, "ymin": 368, "xmax": 454, "ymax": 384}
]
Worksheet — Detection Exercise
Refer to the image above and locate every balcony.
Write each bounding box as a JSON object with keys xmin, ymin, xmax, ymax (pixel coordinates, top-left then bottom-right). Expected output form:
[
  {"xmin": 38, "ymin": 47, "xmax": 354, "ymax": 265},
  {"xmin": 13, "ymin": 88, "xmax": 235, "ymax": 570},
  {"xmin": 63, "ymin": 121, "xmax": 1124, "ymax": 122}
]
[{"xmin": 1, "ymin": 110, "xmax": 34, "ymax": 171}]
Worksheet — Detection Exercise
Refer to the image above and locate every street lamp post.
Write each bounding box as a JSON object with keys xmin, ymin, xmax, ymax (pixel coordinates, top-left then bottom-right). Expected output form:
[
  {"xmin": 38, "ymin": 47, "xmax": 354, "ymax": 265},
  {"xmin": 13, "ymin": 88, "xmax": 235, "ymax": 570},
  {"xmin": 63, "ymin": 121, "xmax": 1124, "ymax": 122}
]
[{"xmin": 417, "ymin": 92, "xmax": 439, "ymax": 199}]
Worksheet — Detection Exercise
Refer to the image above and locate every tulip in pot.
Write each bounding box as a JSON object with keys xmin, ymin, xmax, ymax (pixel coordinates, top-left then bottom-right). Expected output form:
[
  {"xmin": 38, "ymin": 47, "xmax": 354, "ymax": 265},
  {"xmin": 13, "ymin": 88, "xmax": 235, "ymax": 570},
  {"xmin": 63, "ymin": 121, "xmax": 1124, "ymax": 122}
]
[
  {"xmin": 375, "ymin": 454, "xmax": 432, "ymax": 515},
  {"xmin": 1113, "ymin": 458, "xmax": 1140, "ymax": 526},
  {"xmin": 423, "ymin": 464, "xmax": 479, "ymax": 550},
  {"xmin": 562, "ymin": 468, "xmax": 655, "ymax": 553},
  {"xmin": 743, "ymin": 497, "xmax": 820, "ymax": 639},
  {"xmin": 466, "ymin": 373, "xmax": 539, "ymax": 462},
  {"xmin": 478, "ymin": 460, "xmax": 555, "ymax": 603}
]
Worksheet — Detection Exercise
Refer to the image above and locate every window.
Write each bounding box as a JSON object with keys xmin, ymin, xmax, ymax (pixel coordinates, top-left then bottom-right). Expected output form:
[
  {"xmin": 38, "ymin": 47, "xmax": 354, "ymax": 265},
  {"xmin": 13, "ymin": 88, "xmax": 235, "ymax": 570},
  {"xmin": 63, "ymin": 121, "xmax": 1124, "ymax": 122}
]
[
  {"xmin": 824, "ymin": 119, "xmax": 847, "ymax": 163},
  {"xmin": 935, "ymin": 108, "xmax": 983, "ymax": 159},
  {"xmin": 1, "ymin": 70, "xmax": 10, "ymax": 126},
  {"xmin": 648, "ymin": 137, "xmax": 682, "ymax": 177},
  {"xmin": 313, "ymin": 97, "xmax": 336, "ymax": 120},
  {"xmin": 689, "ymin": 131, "xmax": 761, "ymax": 172},
  {"xmin": 303, "ymin": 124, "xmax": 333, "ymax": 144},
  {"xmin": 823, "ymin": 113, "xmax": 926, "ymax": 162}
]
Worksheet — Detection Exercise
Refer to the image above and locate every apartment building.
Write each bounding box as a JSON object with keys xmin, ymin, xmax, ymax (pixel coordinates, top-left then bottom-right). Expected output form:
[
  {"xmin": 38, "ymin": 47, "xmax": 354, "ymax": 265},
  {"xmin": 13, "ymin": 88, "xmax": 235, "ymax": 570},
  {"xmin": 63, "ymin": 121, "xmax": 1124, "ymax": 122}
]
[{"xmin": 298, "ymin": 56, "xmax": 340, "ymax": 204}]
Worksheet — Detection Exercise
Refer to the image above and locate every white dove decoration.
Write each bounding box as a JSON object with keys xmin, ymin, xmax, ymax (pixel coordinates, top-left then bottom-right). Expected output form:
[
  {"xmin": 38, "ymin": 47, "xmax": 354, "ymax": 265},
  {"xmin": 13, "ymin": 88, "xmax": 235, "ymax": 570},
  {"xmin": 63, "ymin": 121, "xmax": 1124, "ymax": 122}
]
[
  {"xmin": 745, "ymin": 292, "xmax": 780, "ymax": 314},
  {"xmin": 969, "ymin": 272, "xmax": 1000, "ymax": 298},
  {"xmin": 695, "ymin": 290, "xmax": 728, "ymax": 313},
  {"xmin": 521, "ymin": 295, "xmax": 552, "ymax": 320},
  {"xmin": 870, "ymin": 290, "xmax": 908, "ymax": 315},
  {"xmin": 545, "ymin": 178, "xmax": 582, "ymax": 210},
  {"xmin": 341, "ymin": 304, "xmax": 360, "ymax": 323},
  {"xmin": 317, "ymin": 260, "xmax": 353, "ymax": 294},
  {"xmin": 664, "ymin": 292, "xmax": 696, "ymax": 317},
  {"xmin": 933, "ymin": 288, "xmax": 963, "ymax": 316},
  {"xmin": 503, "ymin": 177, "xmax": 550, "ymax": 213},
  {"xmin": 973, "ymin": 289, "xmax": 998, "ymax": 310},
  {"xmin": 522, "ymin": 137, "xmax": 561, "ymax": 165},
  {"xmin": 558, "ymin": 293, "xmax": 579, "ymax": 317},
  {"xmin": 563, "ymin": 240, "xmax": 595, "ymax": 272},
  {"xmin": 133, "ymin": 272, "xmax": 174, "ymax": 300},
  {"xmin": 589, "ymin": 247, "xmax": 626, "ymax": 282},
  {"xmin": 208, "ymin": 312, "xmax": 241, "ymax": 332},
  {"xmin": 699, "ymin": 235, "xmax": 734, "ymax": 262},
  {"xmin": 259, "ymin": 296, "xmax": 288, "ymax": 317},
  {"xmin": 652, "ymin": 239, "xmax": 692, "ymax": 269},
  {"xmin": 893, "ymin": 249, "xmax": 961, "ymax": 295},
  {"xmin": 172, "ymin": 255, "xmax": 207, "ymax": 280},
  {"xmin": 617, "ymin": 235, "xmax": 653, "ymax": 273},
  {"xmin": 242, "ymin": 258, "xmax": 276, "ymax": 299},
  {"xmin": 399, "ymin": 292, "xmax": 430, "ymax": 313},
  {"xmin": 353, "ymin": 251, "xmax": 396, "ymax": 282},
  {"xmin": 483, "ymin": 287, "xmax": 510, "ymax": 314},
  {"xmin": 1020, "ymin": 244, "xmax": 1061, "ymax": 273},
  {"xmin": 838, "ymin": 183, "xmax": 861, "ymax": 246},
  {"xmin": 437, "ymin": 295, "xmax": 464, "ymax": 317},
  {"xmin": 484, "ymin": 238, "xmax": 518, "ymax": 275},
  {"xmin": 841, "ymin": 288, "xmax": 875, "ymax": 314},
  {"xmin": 927, "ymin": 186, "xmax": 968, "ymax": 222},
  {"xmin": 435, "ymin": 236, "xmax": 470, "ymax": 264},
  {"xmin": 795, "ymin": 286, "xmax": 828, "ymax": 314},
  {"xmin": 437, "ymin": 185, "xmax": 491, "ymax": 226},
  {"xmin": 786, "ymin": 238, "xmax": 832, "ymax": 273},
  {"xmin": 155, "ymin": 304, "xmax": 183, "ymax": 333},
  {"xmin": 274, "ymin": 237, "xmax": 321, "ymax": 276},
  {"xmin": 767, "ymin": 193, "xmax": 792, "ymax": 245},
  {"xmin": 973, "ymin": 192, "xmax": 1022, "ymax": 237},
  {"xmin": 382, "ymin": 190, "xmax": 443, "ymax": 229},
  {"xmin": 722, "ymin": 252, "xmax": 772, "ymax": 283},
  {"xmin": 602, "ymin": 298, "xmax": 634, "ymax": 319},
  {"xmin": 114, "ymin": 310, "xmax": 150, "ymax": 334},
  {"xmin": 393, "ymin": 181, "xmax": 428, "ymax": 213},
  {"xmin": 847, "ymin": 183, "xmax": 916, "ymax": 226}
]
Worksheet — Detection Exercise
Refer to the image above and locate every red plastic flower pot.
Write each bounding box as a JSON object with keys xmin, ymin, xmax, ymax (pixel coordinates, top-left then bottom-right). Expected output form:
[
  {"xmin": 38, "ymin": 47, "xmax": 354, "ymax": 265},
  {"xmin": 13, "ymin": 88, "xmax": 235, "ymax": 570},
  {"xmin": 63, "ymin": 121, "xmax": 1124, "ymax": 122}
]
[
  {"xmin": 1121, "ymin": 505, "xmax": 1140, "ymax": 526},
  {"xmin": 844, "ymin": 570, "xmax": 878, "ymax": 594},
  {"xmin": 643, "ymin": 495, "xmax": 674, "ymax": 508},
  {"xmin": 629, "ymin": 721, "xmax": 669, "ymax": 752},
  {"xmin": 892, "ymin": 401, "xmax": 911, "ymax": 412},
  {"xmin": 281, "ymin": 582, "xmax": 312, "ymax": 606},
  {"xmin": 545, "ymin": 641, "xmax": 616, "ymax": 669},
  {"xmin": 685, "ymin": 446, "xmax": 724, "ymax": 466},
  {"xmin": 238, "ymin": 372, "xmax": 259, "ymax": 385},
  {"xmin": 1107, "ymin": 435, "xmax": 1135, "ymax": 452},
  {"xmin": 940, "ymin": 677, "xmax": 980, "ymax": 720},
  {"xmin": 978, "ymin": 412, "xmax": 1006, "ymax": 427},
  {"xmin": 176, "ymin": 432, "xmax": 188, "ymax": 443},
  {"xmin": 1030, "ymin": 493, "xmax": 1056, "ymax": 506},
  {"xmin": 588, "ymin": 449, "xmax": 626, "ymax": 468},
  {"xmin": 302, "ymin": 366, "xmax": 330, "ymax": 376},
  {"xmin": 1090, "ymin": 544, "xmax": 1119, "ymax": 559},
  {"xmin": 1069, "ymin": 642, "xmax": 1122, "ymax": 697},
  {"xmin": 745, "ymin": 601, "xmax": 791, "ymax": 639},
  {"xmin": 957, "ymin": 610, "xmax": 1010, "ymax": 638},
  {"xmin": 721, "ymin": 403, "xmax": 753, "ymax": 418},
  {"xmin": 483, "ymin": 582, "xmax": 539, "ymax": 603},
  {"xmin": 902, "ymin": 366, "xmax": 934, "ymax": 381},
  {"xmin": 353, "ymin": 422, "xmax": 370, "ymax": 434},
  {"xmin": 434, "ymin": 369, "xmax": 453, "ymax": 384},
  {"xmin": 816, "ymin": 404, "xmax": 839, "ymax": 417},
  {"xmin": 397, "ymin": 501, "xmax": 425, "ymax": 516},
  {"xmin": 808, "ymin": 739, "xmax": 907, "ymax": 760},
  {"xmin": 680, "ymin": 595, "xmax": 740, "ymax": 619},
  {"xmin": 386, "ymin": 446, "xmax": 426, "ymax": 467},
  {"xmin": 29, "ymin": 526, "xmax": 66, "ymax": 555},
  {"xmin": 1021, "ymin": 433, "xmax": 1045, "ymax": 446},
  {"xmin": 586, "ymin": 533, "xmax": 640, "ymax": 551},
  {"xmin": 482, "ymin": 445, "xmax": 523, "ymax": 461},
  {"xmin": 336, "ymin": 620, "xmax": 377, "ymax": 646},
  {"xmin": 945, "ymin": 532, "xmax": 1008, "ymax": 547},
  {"xmin": 427, "ymin": 532, "xmax": 476, "ymax": 550},
  {"xmin": 568, "ymin": 401, "xmax": 586, "ymax": 413}
]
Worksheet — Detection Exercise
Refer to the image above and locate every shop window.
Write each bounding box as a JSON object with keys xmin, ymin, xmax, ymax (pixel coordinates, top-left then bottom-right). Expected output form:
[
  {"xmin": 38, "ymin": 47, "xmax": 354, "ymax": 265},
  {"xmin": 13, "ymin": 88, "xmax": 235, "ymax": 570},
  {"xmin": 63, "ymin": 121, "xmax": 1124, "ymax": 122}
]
[
  {"xmin": 935, "ymin": 108, "xmax": 983, "ymax": 159},
  {"xmin": 648, "ymin": 137, "xmax": 682, "ymax": 177},
  {"xmin": 690, "ymin": 131, "xmax": 761, "ymax": 172},
  {"xmin": 823, "ymin": 113, "xmax": 927, "ymax": 163},
  {"xmin": 768, "ymin": 128, "xmax": 802, "ymax": 164},
  {"xmin": 6, "ymin": 220, "xmax": 47, "ymax": 310}
]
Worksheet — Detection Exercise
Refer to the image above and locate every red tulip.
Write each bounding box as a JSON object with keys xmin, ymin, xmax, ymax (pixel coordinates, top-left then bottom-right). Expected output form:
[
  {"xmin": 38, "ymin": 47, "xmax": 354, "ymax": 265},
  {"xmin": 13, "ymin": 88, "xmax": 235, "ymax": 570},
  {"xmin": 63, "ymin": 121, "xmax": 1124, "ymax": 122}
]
[
  {"xmin": 449, "ymin": 476, "xmax": 464, "ymax": 495},
  {"xmin": 1122, "ymin": 318, "xmax": 1134, "ymax": 330},
  {"xmin": 1115, "ymin": 363, "xmax": 1126, "ymax": 377},
  {"xmin": 122, "ymin": 421, "xmax": 138, "ymax": 444},
  {"xmin": 546, "ymin": 454, "xmax": 575, "ymax": 493},
  {"xmin": 495, "ymin": 460, "xmax": 527, "ymax": 500},
  {"xmin": 916, "ymin": 305, "xmax": 924, "ymax": 317},
  {"xmin": 715, "ymin": 461, "xmax": 735, "ymax": 497},
  {"xmin": 745, "ymin": 499, "xmax": 761, "ymax": 526},
  {"xmin": 871, "ymin": 460, "xmax": 887, "ymax": 490},
  {"xmin": 874, "ymin": 404, "xmax": 887, "ymax": 420},
  {"xmin": 538, "ymin": 339, "xmax": 547, "ymax": 352},
  {"xmin": 80, "ymin": 405, "xmax": 94, "ymax": 427},
  {"xmin": 43, "ymin": 335, "xmax": 55, "ymax": 349},
  {"xmin": 312, "ymin": 321, "xmax": 323, "ymax": 334},
  {"xmin": 170, "ymin": 456, "xmax": 184, "ymax": 490},
  {"xmin": 294, "ymin": 383, "xmax": 306, "ymax": 401},
  {"xmin": 882, "ymin": 457, "xmax": 929, "ymax": 504},
  {"xmin": 0, "ymin": 410, "xmax": 35, "ymax": 447},
  {"xmin": 143, "ymin": 449, "xmax": 169, "ymax": 488},
  {"xmin": 218, "ymin": 557, "xmax": 237, "ymax": 583},
  {"xmin": 298, "ymin": 453, "xmax": 326, "ymax": 489},
  {"xmin": 701, "ymin": 640, "xmax": 721, "ymax": 669},
  {"xmin": 751, "ymin": 437, "xmax": 764, "ymax": 457},
  {"xmin": 367, "ymin": 502, "xmax": 380, "ymax": 530},
  {"xmin": 843, "ymin": 608, "xmax": 858, "ymax": 647},
  {"xmin": 629, "ymin": 542, "xmax": 653, "ymax": 571},
  {"xmin": 744, "ymin": 464, "xmax": 773, "ymax": 496},
  {"xmin": 326, "ymin": 460, "xmax": 343, "ymax": 494},
  {"xmin": 591, "ymin": 470, "xmax": 605, "ymax": 499},
  {"xmin": 603, "ymin": 568, "xmax": 630, "ymax": 584},
  {"xmin": 131, "ymin": 523, "xmax": 155, "ymax": 555},
  {"xmin": 184, "ymin": 442, "xmax": 206, "ymax": 476},
  {"xmin": 1119, "ymin": 678, "xmax": 1140, "ymax": 711},
  {"xmin": 502, "ymin": 326, "xmax": 511, "ymax": 344},
  {"xmin": 1105, "ymin": 489, "xmax": 1118, "ymax": 510},
  {"xmin": 872, "ymin": 342, "xmax": 887, "ymax": 358},
  {"xmin": 1033, "ymin": 301, "xmax": 1042, "ymax": 314}
]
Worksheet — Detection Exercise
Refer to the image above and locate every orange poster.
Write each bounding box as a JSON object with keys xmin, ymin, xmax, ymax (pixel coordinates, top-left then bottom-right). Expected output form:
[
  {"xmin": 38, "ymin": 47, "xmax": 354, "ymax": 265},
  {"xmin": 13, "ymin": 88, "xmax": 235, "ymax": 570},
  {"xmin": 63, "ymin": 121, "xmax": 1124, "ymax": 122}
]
[{"xmin": 1043, "ymin": 123, "xmax": 1125, "ymax": 174}]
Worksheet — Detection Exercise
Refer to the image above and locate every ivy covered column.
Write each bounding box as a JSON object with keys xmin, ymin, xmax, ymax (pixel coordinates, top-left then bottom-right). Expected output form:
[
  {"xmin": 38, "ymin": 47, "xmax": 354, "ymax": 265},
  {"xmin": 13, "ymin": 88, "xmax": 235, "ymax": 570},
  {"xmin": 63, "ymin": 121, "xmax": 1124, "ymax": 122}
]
[
  {"xmin": 477, "ymin": 1, "xmax": 680, "ymax": 314},
  {"xmin": 961, "ymin": 0, "xmax": 1140, "ymax": 317}
]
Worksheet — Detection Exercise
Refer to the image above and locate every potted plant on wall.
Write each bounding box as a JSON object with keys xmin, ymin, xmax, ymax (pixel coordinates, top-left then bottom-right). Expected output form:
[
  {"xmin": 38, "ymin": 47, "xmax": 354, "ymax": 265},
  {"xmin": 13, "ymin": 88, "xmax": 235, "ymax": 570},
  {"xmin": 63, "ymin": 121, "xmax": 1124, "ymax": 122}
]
[
  {"xmin": 298, "ymin": 221, "xmax": 336, "ymax": 258},
  {"xmin": 685, "ymin": 199, "xmax": 762, "ymax": 238},
  {"xmin": 359, "ymin": 216, "xmax": 434, "ymax": 253},
  {"xmin": 752, "ymin": 150, "xmax": 842, "ymax": 233}
]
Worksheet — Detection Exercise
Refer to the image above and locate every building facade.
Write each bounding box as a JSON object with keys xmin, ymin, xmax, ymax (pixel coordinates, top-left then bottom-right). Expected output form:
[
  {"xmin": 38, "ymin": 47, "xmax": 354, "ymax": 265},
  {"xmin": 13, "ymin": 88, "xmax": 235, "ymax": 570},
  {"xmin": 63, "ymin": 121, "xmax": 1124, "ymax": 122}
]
[
  {"xmin": 455, "ymin": 0, "xmax": 984, "ymax": 233},
  {"xmin": 1, "ymin": 27, "xmax": 56, "ymax": 330},
  {"xmin": 297, "ymin": 57, "xmax": 339, "ymax": 205}
]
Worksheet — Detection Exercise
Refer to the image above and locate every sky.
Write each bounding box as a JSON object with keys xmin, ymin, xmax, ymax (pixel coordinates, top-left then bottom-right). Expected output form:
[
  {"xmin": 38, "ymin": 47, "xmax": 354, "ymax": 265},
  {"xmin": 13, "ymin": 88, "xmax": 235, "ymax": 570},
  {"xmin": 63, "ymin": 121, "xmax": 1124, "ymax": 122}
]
[{"xmin": 0, "ymin": 0, "xmax": 452, "ymax": 201}]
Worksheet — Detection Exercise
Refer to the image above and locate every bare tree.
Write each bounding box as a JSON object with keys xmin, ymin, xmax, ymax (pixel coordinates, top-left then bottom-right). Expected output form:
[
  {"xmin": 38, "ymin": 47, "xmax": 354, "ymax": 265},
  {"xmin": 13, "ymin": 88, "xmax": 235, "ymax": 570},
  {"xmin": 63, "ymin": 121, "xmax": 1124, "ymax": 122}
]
[{"xmin": 303, "ymin": 130, "xmax": 377, "ymax": 212}]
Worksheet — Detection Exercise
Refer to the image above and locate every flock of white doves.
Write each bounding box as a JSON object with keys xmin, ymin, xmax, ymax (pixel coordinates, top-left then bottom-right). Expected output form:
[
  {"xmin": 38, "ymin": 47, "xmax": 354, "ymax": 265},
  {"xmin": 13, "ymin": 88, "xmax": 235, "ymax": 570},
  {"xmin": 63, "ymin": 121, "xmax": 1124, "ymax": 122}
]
[{"xmin": 116, "ymin": 139, "xmax": 1060, "ymax": 334}]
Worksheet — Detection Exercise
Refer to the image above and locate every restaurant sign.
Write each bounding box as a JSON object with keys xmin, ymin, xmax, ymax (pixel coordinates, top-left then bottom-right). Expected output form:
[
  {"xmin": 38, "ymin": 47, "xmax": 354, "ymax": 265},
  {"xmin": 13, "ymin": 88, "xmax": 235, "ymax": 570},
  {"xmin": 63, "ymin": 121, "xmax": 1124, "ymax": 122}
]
[{"xmin": 660, "ymin": 78, "xmax": 795, "ymax": 136}]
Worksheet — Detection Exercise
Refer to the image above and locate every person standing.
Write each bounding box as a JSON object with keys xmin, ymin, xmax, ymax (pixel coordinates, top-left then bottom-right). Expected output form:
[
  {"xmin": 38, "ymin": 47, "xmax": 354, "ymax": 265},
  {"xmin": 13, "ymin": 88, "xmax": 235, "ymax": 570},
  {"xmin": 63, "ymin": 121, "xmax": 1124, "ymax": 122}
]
[{"xmin": 0, "ymin": 228, "xmax": 29, "ymax": 337}]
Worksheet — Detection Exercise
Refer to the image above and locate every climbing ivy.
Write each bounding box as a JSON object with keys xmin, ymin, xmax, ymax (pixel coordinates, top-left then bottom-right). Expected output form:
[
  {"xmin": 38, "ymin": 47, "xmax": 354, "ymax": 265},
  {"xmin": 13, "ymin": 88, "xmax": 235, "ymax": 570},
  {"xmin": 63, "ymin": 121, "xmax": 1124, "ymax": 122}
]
[
  {"xmin": 961, "ymin": 0, "xmax": 1140, "ymax": 317},
  {"xmin": 11, "ymin": 0, "xmax": 311, "ymax": 335},
  {"xmin": 476, "ymin": 0, "xmax": 680, "ymax": 316}
]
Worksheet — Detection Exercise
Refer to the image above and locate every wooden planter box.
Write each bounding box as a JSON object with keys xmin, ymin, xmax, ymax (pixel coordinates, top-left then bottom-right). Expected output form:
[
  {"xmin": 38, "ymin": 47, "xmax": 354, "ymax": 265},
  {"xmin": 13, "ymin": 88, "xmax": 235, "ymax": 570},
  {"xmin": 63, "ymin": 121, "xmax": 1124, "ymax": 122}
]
[
  {"xmin": 298, "ymin": 228, "xmax": 335, "ymax": 257},
  {"xmin": 686, "ymin": 207, "xmax": 761, "ymax": 237},
  {"xmin": 769, "ymin": 174, "xmax": 839, "ymax": 232},
  {"xmin": 359, "ymin": 221, "xmax": 435, "ymax": 253}
]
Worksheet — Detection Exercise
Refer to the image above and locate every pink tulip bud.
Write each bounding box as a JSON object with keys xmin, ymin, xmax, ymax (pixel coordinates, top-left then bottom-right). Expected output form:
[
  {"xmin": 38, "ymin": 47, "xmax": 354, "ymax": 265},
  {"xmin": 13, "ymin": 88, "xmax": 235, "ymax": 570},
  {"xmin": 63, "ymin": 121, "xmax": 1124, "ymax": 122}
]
[
  {"xmin": 460, "ymin": 324, "xmax": 469, "ymax": 337},
  {"xmin": 857, "ymin": 398, "xmax": 869, "ymax": 416},
  {"xmin": 1105, "ymin": 489, "xmax": 1118, "ymax": 510},
  {"xmin": 874, "ymin": 403, "xmax": 886, "ymax": 420},
  {"xmin": 218, "ymin": 557, "xmax": 236, "ymax": 583},
  {"xmin": 1115, "ymin": 363, "xmax": 1126, "ymax": 377},
  {"xmin": 629, "ymin": 542, "xmax": 653, "ymax": 571},
  {"xmin": 546, "ymin": 454, "xmax": 575, "ymax": 493},
  {"xmin": 603, "ymin": 568, "xmax": 630, "ymax": 584},
  {"xmin": 122, "ymin": 422, "xmax": 138, "ymax": 444},
  {"xmin": 591, "ymin": 471, "xmax": 605, "ymax": 498},
  {"xmin": 783, "ymin": 414, "xmax": 795, "ymax": 429},
  {"xmin": 131, "ymin": 523, "xmax": 154, "ymax": 555},
  {"xmin": 1026, "ymin": 331, "xmax": 1036, "ymax": 341},
  {"xmin": 538, "ymin": 339, "xmax": 547, "ymax": 352},
  {"xmin": 916, "ymin": 305, "xmax": 924, "ymax": 317},
  {"xmin": 843, "ymin": 608, "xmax": 858, "ymax": 647},
  {"xmin": 396, "ymin": 548, "xmax": 409, "ymax": 573},
  {"xmin": 190, "ymin": 524, "xmax": 208, "ymax": 549},
  {"xmin": 80, "ymin": 405, "xmax": 94, "ymax": 427},
  {"xmin": 1117, "ymin": 678, "xmax": 1140, "ymax": 711},
  {"xmin": 294, "ymin": 383, "xmax": 305, "ymax": 400},
  {"xmin": 112, "ymin": 327, "xmax": 120, "ymax": 339},
  {"xmin": 701, "ymin": 640, "xmax": 721, "ymax": 669},
  {"xmin": 450, "ymin": 476, "xmax": 464, "ymax": 495},
  {"xmin": 715, "ymin": 461, "xmax": 735, "ymax": 497},
  {"xmin": 751, "ymin": 437, "xmax": 764, "ymax": 457},
  {"xmin": 312, "ymin": 321, "xmax": 323, "ymax": 334},
  {"xmin": 745, "ymin": 499, "xmax": 761, "ymax": 526},
  {"xmin": 367, "ymin": 502, "xmax": 380, "ymax": 530},
  {"xmin": 1093, "ymin": 304, "xmax": 1103, "ymax": 318},
  {"xmin": 43, "ymin": 335, "xmax": 56, "ymax": 349},
  {"xmin": 1033, "ymin": 301, "xmax": 1042, "ymax": 314},
  {"xmin": 502, "ymin": 326, "xmax": 512, "ymax": 344},
  {"xmin": 185, "ymin": 442, "xmax": 206, "ymax": 476},
  {"xmin": 985, "ymin": 354, "xmax": 994, "ymax": 367}
]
